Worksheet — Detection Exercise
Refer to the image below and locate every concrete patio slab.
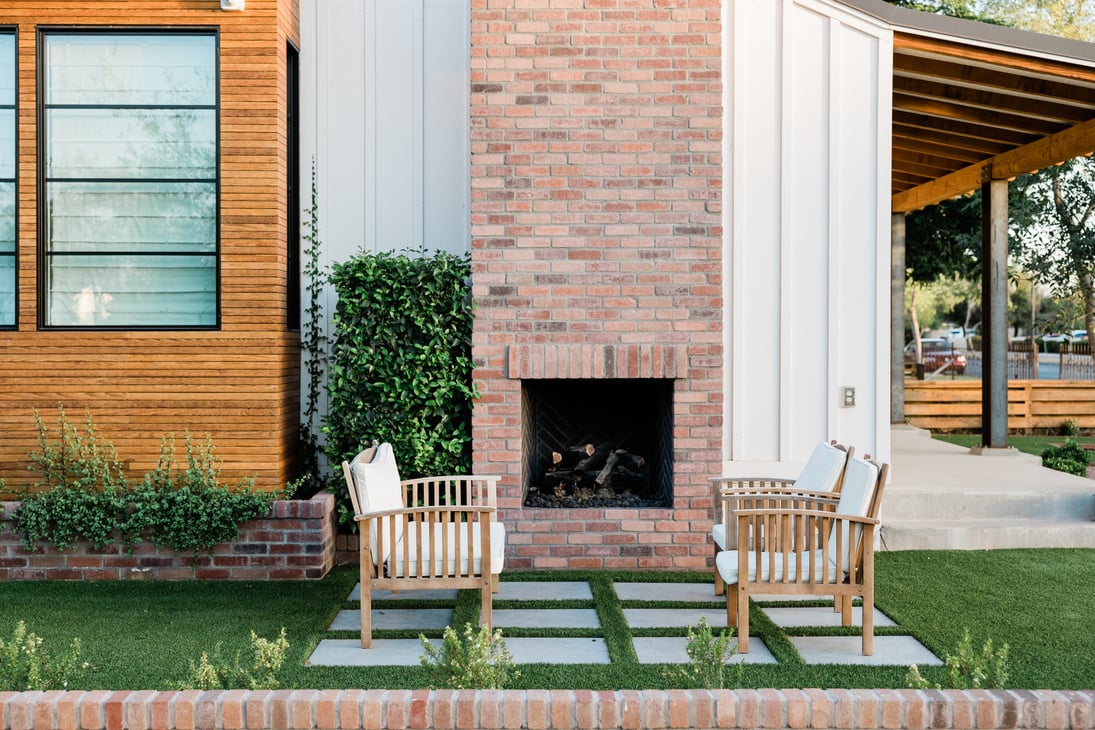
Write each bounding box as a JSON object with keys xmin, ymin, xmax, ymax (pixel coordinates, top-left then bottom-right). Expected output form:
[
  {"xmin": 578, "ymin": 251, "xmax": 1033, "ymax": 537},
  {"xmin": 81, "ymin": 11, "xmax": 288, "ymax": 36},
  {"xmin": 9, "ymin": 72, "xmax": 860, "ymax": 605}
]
[
  {"xmin": 494, "ymin": 608, "xmax": 601, "ymax": 629},
  {"xmin": 632, "ymin": 637, "xmax": 777, "ymax": 665},
  {"xmin": 330, "ymin": 608, "xmax": 453, "ymax": 631},
  {"xmin": 623, "ymin": 608, "xmax": 729, "ymax": 629},
  {"xmin": 614, "ymin": 583, "xmax": 723, "ymax": 603},
  {"xmin": 764, "ymin": 606, "xmax": 896, "ymax": 628},
  {"xmin": 308, "ymin": 638, "xmax": 439, "ymax": 666},
  {"xmin": 505, "ymin": 637, "xmax": 610, "ymax": 664},
  {"xmin": 497, "ymin": 581, "xmax": 593, "ymax": 600},
  {"xmin": 789, "ymin": 635, "xmax": 942, "ymax": 666}
]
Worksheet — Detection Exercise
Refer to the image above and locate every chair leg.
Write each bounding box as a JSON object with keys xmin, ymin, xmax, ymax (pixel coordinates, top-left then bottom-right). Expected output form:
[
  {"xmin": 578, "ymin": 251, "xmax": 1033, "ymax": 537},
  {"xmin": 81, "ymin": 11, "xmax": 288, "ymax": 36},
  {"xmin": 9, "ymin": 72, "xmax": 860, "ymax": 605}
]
[
  {"xmin": 726, "ymin": 583, "xmax": 737, "ymax": 624},
  {"xmin": 714, "ymin": 545, "xmax": 725, "ymax": 595},
  {"xmin": 736, "ymin": 586, "xmax": 750, "ymax": 654},
  {"xmin": 359, "ymin": 563, "xmax": 372, "ymax": 649},
  {"xmin": 840, "ymin": 595, "xmax": 853, "ymax": 626},
  {"xmin": 862, "ymin": 592, "xmax": 874, "ymax": 656},
  {"xmin": 481, "ymin": 581, "xmax": 493, "ymax": 634},
  {"xmin": 492, "ymin": 574, "xmax": 500, "ymax": 593}
]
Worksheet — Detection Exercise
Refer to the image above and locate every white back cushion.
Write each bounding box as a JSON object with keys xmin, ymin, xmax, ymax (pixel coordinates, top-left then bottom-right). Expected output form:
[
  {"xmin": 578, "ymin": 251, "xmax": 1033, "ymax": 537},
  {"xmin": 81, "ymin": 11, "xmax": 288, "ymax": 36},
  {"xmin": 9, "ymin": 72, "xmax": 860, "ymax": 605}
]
[
  {"xmin": 828, "ymin": 456, "xmax": 878, "ymax": 568},
  {"xmin": 793, "ymin": 441, "xmax": 846, "ymax": 492},
  {"xmin": 350, "ymin": 442, "xmax": 405, "ymax": 563}
]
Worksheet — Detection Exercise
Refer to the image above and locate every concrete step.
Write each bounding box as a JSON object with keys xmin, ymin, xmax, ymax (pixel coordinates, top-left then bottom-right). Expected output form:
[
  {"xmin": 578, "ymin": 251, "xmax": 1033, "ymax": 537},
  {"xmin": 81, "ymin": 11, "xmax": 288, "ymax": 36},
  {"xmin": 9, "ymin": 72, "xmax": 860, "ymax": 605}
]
[
  {"xmin": 884, "ymin": 489, "xmax": 1095, "ymax": 522},
  {"xmin": 880, "ymin": 518, "xmax": 1095, "ymax": 551}
]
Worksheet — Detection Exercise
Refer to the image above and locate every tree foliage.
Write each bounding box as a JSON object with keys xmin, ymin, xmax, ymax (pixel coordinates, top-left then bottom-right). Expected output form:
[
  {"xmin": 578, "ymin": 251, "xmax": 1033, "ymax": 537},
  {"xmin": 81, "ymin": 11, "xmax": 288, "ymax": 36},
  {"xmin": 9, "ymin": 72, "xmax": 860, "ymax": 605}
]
[{"xmin": 1010, "ymin": 159, "xmax": 1095, "ymax": 340}]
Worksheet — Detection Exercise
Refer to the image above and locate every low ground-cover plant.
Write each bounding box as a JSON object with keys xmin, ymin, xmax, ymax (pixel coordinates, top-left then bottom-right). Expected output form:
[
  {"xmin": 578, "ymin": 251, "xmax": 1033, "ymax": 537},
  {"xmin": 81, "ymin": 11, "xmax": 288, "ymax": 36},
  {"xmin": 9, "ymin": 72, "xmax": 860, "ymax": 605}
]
[
  {"xmin": 0, "ymin": 621, "xmax": 88, "ymax": 691},
  {"xmin": 1041, "ymin": 439, "xmax": 1091, "ymax": 477},
  {"xmin": 419, "ymin": 623, "xmax": 518, "ymax": 689},
  {"xmin": 12, "ymin": 406, "xmax": 277, "ymax": 556},
  {"xmin": 906, "ymin": 628, "xmax": 1009, "ymax": 689},
  {"xmin": 662, "ymin": 616, "xmax": 743, "ymax": 689},
  {"xmin": 176, "ymin": 628, "xmax": 289, "ymax": 690}
]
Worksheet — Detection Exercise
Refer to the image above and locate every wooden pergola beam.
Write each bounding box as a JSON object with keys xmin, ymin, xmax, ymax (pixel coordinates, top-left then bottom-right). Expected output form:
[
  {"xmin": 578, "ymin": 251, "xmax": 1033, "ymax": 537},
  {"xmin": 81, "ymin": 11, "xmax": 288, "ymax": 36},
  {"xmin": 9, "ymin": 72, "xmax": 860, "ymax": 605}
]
[{"xmin": 892, "ymin": 115, "xmax": 1095, "ymax": 212}]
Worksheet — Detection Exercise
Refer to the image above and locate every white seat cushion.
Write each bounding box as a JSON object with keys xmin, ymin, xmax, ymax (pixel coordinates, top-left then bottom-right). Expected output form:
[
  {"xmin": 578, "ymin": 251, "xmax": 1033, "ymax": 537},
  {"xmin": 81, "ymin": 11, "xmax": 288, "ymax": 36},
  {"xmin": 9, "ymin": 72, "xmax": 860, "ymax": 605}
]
[
  {"xmin": 712, "ymin": 523, "xmax": 727, "ymax": 551},
  {"xmin": 793, "ymin": 441, "xmax": 847, "ymax": 492},
  {"xmin": 393, "ymin": 520, "xmax": 506, "ymax": 577},
  {"xmin": 350, "ymin": 442, "xmax": 405, "ymax": 563},
  {"xmin": 715, "ymin": 549, "xmax": 842, "ymax": 585}
]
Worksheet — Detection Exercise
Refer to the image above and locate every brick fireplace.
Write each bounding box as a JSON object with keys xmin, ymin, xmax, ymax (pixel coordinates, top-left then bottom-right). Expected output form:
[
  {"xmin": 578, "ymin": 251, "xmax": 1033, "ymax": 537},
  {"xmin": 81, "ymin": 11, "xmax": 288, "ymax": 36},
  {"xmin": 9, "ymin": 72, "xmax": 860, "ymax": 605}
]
[{"xmin": 469, "ymin": 0, "xmax": 723, "ymax": 571}]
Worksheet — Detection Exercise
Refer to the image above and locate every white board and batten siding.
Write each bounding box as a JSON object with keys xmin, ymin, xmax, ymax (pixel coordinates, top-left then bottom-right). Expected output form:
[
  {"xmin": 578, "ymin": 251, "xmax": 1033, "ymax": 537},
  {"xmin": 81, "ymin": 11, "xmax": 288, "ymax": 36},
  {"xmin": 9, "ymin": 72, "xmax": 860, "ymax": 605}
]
[
  {"xmin": 724, "ymin": 0, "xmax": 893, "ymax": 477},
  {"xmin": 300, "ymin": 0, "xmax": 470, "ymax": 264},
  {"xmin": 298, "ymin": 0, "xmax": 471, "ymax": 422}
]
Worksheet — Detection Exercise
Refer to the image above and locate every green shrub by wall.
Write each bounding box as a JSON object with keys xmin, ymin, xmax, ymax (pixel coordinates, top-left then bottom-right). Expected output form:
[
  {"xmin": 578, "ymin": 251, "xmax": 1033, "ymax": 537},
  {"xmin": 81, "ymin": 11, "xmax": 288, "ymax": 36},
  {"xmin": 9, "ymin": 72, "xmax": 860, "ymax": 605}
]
[{"xmin": 324, "ymin": 250, "xmax": 475, "ymax": 521}]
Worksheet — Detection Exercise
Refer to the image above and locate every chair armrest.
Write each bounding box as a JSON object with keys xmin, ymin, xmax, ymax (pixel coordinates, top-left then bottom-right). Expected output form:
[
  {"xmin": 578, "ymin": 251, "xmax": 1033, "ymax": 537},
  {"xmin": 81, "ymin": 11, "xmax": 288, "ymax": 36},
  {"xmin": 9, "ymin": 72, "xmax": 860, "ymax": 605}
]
[{"xmin": 733, "ymin": 507, "xmax": 878, "ymax": 526}]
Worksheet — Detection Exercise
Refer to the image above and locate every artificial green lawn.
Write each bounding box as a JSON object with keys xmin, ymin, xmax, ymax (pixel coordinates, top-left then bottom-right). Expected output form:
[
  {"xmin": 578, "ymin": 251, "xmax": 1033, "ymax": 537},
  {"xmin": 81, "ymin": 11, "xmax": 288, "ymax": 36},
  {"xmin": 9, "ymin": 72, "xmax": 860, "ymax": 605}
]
[{"xmin": 0, "ymin": 550, "xmax": 1092, "ymax": 690}]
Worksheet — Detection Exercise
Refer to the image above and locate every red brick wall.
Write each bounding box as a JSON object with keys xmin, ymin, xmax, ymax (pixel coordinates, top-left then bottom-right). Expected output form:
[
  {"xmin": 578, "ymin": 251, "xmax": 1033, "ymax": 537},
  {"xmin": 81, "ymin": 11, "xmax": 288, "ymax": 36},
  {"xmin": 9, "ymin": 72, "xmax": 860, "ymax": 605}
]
[
  {"xmin": 0, "ymin": 493, "xmax": 335, "ymax": 581},
  {"xmin": 469, "ymin": 0, "xmax": 723, "ymax": 570}
]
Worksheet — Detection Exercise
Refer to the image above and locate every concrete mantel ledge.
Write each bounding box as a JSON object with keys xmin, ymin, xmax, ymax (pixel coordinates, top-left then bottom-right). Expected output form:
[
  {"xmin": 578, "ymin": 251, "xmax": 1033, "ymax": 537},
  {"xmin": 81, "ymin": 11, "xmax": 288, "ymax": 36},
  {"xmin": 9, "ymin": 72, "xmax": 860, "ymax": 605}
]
[{"xmin": 0, "ymin": 689, "xmax": 1091, "ymax": 730}]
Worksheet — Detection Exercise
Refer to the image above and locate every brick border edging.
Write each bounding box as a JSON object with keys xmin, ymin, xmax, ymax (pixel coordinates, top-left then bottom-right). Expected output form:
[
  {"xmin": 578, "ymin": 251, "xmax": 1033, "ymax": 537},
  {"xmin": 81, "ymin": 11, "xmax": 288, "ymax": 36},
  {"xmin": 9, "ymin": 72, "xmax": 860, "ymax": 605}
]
[{"xmin": 1, "ymin": 689, "xmax": 1091, "ymax": 730}]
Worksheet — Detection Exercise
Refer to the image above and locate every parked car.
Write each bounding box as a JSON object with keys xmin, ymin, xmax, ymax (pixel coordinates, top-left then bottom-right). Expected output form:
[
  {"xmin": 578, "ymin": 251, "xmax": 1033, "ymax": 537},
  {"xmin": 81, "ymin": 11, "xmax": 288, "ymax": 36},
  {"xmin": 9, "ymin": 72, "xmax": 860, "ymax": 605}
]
[
  {"xmin": 947, "ymin": 327, "xmax": 964, "ymax": 338},
  {"xmin": 904, "ymin": 338, "xmax": 967, "ymax": 375},
  {"xmin": 1070, "ymin": 329, "xmax": 1089, "ymax": 342},
  {"xmin": 1041, "ymin": 332, "xmax": 1071, "ymax": 344}
]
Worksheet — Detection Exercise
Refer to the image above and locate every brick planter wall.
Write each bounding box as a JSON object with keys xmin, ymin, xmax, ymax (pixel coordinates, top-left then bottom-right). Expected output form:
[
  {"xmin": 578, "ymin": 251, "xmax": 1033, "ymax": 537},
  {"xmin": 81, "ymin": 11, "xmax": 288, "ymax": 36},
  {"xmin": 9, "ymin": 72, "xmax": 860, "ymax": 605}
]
[
  {"xmin": 469, "ymin": 0, "xmax": 724, "ymax": 571},
  {"xmin": 0, "ymin": 492, "xmax": 336, "ymax": 580},
  {"xmin": 0, "ymin": 689, "xmax": 1090, "ymax": 730}
]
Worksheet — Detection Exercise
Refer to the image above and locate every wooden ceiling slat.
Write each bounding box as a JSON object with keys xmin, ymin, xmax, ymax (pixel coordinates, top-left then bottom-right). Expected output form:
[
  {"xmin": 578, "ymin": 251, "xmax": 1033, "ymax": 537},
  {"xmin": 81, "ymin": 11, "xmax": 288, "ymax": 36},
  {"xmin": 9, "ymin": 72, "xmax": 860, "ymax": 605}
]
[
  {"xmin": 895, "ymin": 34, "xmax": 1095, "ymax": 86},
  {"xmin": 892, "ymin": 124, "xmax": 1011, "ymax": 157},
  {"xmin": 894, "ymin": 158, "xmax": 959, "ymax": 179},
  {"xmin": 892, "ymin": 146, "xmax": 978, "ymax": 171},
  {"xmin": 893, "ymin": 52, "xmax": 1095, "ymax": 106},
  {"xmin": 894, "ymin": 76, "xmax": 1093, "ymax": 124},
  {"xmin": 894, "ymin": 110, "xmax": 1041, "ymax": 147},
  {"xmin": 894, "ymin": 92, "xmax": 1068, "ymax": 136}
]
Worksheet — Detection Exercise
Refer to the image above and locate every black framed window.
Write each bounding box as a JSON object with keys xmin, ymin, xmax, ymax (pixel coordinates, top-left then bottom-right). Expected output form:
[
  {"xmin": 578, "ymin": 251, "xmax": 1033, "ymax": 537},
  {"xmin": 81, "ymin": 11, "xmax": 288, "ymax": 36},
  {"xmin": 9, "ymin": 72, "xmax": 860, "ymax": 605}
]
[
  {"xmin": 0, "ymin": 32, "xmax": 15, "ymax": 328},
  {"xmin": 40, "ymin": 30, "xmax": 218, "ymax": 328}
]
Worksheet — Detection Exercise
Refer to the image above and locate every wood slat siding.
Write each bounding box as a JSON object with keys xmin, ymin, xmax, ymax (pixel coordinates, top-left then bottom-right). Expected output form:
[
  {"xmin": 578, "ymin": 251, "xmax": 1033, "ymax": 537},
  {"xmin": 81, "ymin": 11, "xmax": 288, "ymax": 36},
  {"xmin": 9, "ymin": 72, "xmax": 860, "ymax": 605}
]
[
  {"xmin": 0, "ymin": 1, "xmax": 301, "ymax": 494},
  {"xmin": 904, "ymin": 380, "xmax": 1095, "ymax": 432}
]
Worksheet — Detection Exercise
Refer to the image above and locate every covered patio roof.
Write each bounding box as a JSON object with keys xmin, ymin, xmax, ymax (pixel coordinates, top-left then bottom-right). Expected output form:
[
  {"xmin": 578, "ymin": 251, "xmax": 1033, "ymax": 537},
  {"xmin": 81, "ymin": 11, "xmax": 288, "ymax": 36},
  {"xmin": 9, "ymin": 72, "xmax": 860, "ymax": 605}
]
[{"xmin": 845, "ymin": 0, "xmax": 1095, "ymax": 213}]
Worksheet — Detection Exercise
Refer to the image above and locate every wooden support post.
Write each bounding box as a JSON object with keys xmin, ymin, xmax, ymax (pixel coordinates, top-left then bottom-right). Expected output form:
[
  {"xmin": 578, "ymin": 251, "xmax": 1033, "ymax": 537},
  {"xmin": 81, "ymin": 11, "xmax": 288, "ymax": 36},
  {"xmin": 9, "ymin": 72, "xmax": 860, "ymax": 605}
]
[
  {"xmin": 891, "ymin": 212, "xmax": 906, "ymax": 424},
  {"xmin": 981, "ymin": 173, "xmax": 1009, "ymax": 448}
]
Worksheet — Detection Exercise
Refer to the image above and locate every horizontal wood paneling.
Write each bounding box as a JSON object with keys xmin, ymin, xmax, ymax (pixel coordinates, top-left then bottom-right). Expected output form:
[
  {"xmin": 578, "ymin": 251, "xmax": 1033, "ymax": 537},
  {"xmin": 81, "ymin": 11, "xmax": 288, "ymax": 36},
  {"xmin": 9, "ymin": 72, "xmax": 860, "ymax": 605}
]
[
  {"xmin": 0, "ymin": 1, "xmax": 301, "ymax": 494},
  {"xmin": 904, "ymin": 380, "xmax": 1095, "ymax": 432}
]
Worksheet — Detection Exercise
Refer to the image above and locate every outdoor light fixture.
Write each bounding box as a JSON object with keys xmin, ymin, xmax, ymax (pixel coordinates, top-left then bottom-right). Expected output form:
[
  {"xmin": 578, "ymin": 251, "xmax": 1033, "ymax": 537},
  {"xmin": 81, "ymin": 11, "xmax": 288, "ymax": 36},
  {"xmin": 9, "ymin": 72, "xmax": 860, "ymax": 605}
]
[{"xmin": 221, "ymin": 0, "xmax": 244, "ymax": 10}]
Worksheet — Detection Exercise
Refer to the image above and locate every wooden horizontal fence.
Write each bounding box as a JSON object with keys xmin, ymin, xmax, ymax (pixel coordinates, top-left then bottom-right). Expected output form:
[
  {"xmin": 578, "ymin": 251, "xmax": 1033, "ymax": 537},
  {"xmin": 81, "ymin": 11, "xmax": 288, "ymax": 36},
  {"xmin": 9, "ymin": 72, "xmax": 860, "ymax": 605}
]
[{"xmin": 903, "ymin": 380, "xmax": 1095, "ymax": 432}]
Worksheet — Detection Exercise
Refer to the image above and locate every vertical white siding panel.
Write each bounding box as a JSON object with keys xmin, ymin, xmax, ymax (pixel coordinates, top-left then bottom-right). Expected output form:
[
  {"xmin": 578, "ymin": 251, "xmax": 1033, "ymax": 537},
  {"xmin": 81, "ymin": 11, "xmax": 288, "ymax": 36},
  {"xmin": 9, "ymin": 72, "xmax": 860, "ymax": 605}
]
[
  {"xmin": 724, "ymin": 0, "xmax": 891, "ymax": 477},
  {"xmin": 787, "ymin": 4, "xmax": 832, "ymax": 458},
  {"xmin": 303, "ymin": 0, "xmax": 470, "ymax": 259},
  {"xmin": 731, "ymin": 0, "xmax": 784, "ymax": 464},
  {"xmin": 835, "ymin": 24, "xmax": 883, "ymax": 460},
  {"xmin": 424, "ymin": 0, "xmax": 471, "ymax": 253},
  {"xmin": 371, "ymin": 0, "xmax": 419, "ymax": 251}
]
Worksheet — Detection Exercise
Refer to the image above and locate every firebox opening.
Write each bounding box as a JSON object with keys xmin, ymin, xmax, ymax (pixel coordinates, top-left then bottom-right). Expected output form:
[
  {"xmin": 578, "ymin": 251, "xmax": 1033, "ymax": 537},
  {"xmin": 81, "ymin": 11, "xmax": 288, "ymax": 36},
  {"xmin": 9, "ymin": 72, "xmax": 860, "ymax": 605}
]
[{"xmin": 522, "ymin": 378, "xmax": 674, "ymax": 509}]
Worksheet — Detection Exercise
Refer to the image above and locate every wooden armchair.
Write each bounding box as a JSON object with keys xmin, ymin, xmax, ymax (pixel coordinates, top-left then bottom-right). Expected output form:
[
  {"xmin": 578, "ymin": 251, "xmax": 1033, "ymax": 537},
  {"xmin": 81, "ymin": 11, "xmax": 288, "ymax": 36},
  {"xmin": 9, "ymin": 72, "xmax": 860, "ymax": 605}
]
[
  {"xmin": 715, "ymin": 454, "xmax": 888, "ymax": 655},
  {"xmin": 342, "ymin": 443, "xmax": 505, "ymax": 648},
  {"xmin": 709, "ymin": 441, "xmax": 852, "ymax": 594}
]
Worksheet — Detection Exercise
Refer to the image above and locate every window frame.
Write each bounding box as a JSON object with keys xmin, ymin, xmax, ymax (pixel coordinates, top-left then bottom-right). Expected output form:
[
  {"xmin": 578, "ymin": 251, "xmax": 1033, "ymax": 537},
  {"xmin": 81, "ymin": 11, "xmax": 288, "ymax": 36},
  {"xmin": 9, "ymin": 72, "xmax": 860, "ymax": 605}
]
[
  {"xmin": 36, "ymin": 26, "xmax": 221, "ymax": 331},
  {"xmin": 0, "ymin": 27, "xmax": 17, "ymax": 330}
]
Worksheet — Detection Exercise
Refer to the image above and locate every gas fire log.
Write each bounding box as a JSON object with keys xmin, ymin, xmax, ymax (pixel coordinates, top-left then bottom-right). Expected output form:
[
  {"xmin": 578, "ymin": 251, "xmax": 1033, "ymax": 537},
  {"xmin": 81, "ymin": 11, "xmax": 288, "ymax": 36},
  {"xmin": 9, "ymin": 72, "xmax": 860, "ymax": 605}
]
[{"xmin": 539, "ymin": 443, "xmax": 650, "ymax": 500}]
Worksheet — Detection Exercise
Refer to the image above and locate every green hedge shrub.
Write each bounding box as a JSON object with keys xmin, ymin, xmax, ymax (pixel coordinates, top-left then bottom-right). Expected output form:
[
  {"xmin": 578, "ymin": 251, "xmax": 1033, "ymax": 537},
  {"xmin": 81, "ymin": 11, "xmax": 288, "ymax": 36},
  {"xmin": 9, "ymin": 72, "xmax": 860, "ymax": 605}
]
[
  {"xmin": 1041, "ymin": 439, "xmax": 1091, "ymax": 477},
  {"xmin": 324, "ymin": 250, "xmax": 475, "ymax": 522}
]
